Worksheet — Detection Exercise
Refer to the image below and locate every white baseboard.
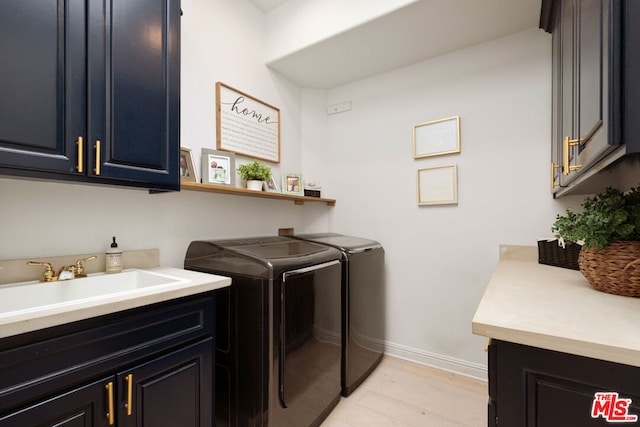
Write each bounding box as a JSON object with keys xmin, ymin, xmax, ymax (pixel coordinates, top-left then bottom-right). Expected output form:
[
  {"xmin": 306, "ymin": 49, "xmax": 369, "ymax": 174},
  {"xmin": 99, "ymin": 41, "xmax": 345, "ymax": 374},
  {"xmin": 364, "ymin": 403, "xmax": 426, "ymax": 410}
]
[{"xmin": 383, "ymin": 340, "xmax": 488, "ymax": 381}]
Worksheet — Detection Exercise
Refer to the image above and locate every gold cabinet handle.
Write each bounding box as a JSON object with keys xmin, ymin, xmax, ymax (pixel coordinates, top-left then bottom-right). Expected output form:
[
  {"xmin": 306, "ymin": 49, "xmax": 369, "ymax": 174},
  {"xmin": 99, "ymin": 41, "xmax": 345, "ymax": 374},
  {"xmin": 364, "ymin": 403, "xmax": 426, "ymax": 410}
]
[
  {"xmin": 76, "ymin": 136, "xmax": 83, "ymax": 173},
  {"xmin": 562, "ymin": 136, "xmax": 583, "ymax": 176},
  {"xmin": 94, "ymin": 140, "xmax": 101, "ymax": 175},
  {"xmin": 125, "ymin": 373, "xmax": 133, "ymax": 416},
  {"xmin": 484, "ymin": 337, "xmax": 492, "ymax": 353},
  {"xmin": 550, "ymin": 162, "xmax": 561, "ymax": 189},
  {"xmin": 106, "ymin": 381, "xmax": 115, "ymax": 425}
]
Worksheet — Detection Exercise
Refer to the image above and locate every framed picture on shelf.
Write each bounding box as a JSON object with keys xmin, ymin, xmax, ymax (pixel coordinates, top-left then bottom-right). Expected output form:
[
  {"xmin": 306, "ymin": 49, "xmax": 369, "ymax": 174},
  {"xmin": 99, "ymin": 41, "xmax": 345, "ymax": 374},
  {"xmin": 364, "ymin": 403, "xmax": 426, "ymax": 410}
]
[
  {"xmin": 201, "ymin": 148, "xmax": 235, "ymax": 186},
  {"xmin": 282, "ymin": 173, "xmax": 304, "ymax": 196},
  {"xmin": 180, "ymin": 147, "xmax": 197, "ymax": 182},
  {"xmin": 263, "ymin": 174, "xmax": 280, "ymax": 193}
]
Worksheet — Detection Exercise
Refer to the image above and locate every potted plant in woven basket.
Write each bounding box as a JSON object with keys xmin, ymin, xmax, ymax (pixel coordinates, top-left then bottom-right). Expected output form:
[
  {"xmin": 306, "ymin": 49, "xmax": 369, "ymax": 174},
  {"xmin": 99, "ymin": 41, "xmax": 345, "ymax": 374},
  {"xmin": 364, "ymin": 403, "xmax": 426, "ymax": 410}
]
[{"xmin": 552, "ymin": 187, "xmax": 640, "ymax": 296}]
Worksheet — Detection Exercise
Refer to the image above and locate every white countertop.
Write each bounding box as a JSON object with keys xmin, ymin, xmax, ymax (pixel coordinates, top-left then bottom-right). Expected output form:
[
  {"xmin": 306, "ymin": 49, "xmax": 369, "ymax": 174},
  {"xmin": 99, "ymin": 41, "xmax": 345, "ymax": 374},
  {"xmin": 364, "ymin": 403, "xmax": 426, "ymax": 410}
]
[
  {"xmin": 472, "ymin": 245, "xmax": 640, "ymax": 367},
  {"xmin": 0, "ymin": 267, "xmax": 230, "ymax": 339}
]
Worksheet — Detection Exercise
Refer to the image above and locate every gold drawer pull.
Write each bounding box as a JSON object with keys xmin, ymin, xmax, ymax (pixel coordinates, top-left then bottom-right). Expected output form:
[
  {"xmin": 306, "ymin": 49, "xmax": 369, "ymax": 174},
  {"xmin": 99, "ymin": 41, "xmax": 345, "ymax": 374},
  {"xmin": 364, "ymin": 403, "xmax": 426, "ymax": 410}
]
[
  {"xmin": 94, "ymin": 140, "xmax": 101, "ymax": 175},
  {"xmin": 76, "ymin": 136, "xmax": 83, "ymax": 173},
  {"xmin": 106, "ymin": 381, "xmax": 115, "ymax": 425},
  {"xmin": 126, "ymin": 373, "xmax": 133, "ymax": 416}
]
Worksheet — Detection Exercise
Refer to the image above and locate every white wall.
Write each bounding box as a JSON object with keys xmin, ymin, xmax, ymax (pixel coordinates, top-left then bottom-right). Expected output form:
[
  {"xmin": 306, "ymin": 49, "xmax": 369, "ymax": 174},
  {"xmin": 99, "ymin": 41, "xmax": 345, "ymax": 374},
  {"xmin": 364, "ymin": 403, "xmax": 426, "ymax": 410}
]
[
  {"xmin": 0, "ymin": 0, "xmax": 328, "ymax": 266},
  {"xmin": 301, "ymin": 28, "xmax": 583, "ymax": 376},
  {"xmin": 0, "ymin": 1, "xmax": 585, "ymax": 378}
]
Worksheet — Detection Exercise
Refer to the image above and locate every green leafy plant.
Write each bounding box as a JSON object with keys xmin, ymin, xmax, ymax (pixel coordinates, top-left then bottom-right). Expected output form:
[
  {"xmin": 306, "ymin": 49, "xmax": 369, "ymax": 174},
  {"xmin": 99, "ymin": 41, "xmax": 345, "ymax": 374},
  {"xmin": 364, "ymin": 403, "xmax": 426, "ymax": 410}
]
[
  {"xmin": 236, "ymin": 160, "xmax": 272, "ymax": 181},
  {"xmin": 552, "ymin": 187, "xmax": 640, "ymax": 250}
]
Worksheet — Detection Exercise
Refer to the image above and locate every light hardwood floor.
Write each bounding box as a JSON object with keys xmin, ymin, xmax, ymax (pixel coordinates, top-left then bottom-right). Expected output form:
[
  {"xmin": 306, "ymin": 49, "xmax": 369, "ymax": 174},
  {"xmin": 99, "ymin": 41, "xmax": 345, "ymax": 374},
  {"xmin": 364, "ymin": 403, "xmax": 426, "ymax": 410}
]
[{"xmin": 321, "ymin": 356, "xmax": 487, "ymax": 427}]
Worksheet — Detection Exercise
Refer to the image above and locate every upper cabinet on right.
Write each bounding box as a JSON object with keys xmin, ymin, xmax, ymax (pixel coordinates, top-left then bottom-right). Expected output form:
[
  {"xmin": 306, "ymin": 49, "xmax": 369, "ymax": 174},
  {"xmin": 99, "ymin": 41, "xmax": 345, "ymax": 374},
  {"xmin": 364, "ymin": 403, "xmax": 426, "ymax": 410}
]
[{"xmin": 542, "ymin": 0, "xmax": 640, "ymax": 197}]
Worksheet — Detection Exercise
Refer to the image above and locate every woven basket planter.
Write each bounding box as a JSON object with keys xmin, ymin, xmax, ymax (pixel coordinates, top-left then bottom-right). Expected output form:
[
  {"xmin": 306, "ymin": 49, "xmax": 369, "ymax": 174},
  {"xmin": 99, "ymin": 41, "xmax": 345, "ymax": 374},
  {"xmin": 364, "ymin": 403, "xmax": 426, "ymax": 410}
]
[{"xmin": 578, "ymin": 240, "xmax": 640, "ymax": 297}]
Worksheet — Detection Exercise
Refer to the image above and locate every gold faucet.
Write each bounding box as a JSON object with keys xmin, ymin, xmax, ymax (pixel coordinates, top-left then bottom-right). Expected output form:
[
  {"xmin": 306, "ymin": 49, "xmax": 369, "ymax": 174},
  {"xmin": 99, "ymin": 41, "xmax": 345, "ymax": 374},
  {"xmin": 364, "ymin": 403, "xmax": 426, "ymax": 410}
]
[
  {"xmin": 27, "ymin": 256, "xmax": 97, "ymax": 282},
  {"xmin": 27, "ymin": 261, "xmax": 57, "ymax": 282},
  {"xmin": 74, "ymin": 256, "xmax": 97, "ymax": 277}
]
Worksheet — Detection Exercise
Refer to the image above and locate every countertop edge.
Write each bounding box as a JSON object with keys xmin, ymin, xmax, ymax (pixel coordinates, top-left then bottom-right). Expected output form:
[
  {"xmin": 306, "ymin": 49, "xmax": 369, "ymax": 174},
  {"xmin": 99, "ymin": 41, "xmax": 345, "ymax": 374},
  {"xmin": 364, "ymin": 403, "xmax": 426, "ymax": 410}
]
[
  {"xmin": 0, "ymin": 267, "xmax": 231, "ymax": 339},
  {"xmin": 472, "ymin": 247, "xmax": 640, "ymax": 368},
  {"xmin": 472, "ymin": 321, "xmax": 640, "ymax": 368}
]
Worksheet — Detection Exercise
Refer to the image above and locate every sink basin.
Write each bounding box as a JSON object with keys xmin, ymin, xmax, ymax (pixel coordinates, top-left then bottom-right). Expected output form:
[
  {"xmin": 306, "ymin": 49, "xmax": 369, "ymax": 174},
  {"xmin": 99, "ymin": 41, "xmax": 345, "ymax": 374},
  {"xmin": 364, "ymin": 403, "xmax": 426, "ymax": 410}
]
[
  {"xmin": 0, "ymin": 269, "xmax": 190, "ymax": 315},
  {"xmin": 0, "ymin": 266, "xmax": 230, "ymax": 340}
]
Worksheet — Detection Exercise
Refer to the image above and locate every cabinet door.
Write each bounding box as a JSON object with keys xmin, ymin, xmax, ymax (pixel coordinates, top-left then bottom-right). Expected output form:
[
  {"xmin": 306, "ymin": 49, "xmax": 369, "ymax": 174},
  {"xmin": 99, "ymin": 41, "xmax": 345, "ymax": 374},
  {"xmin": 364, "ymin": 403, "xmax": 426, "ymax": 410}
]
[
  {"xmin": 559, "ymin": 0, "xmax": 577, "ymax": 186},
  {"xmin": 493, "ymin": 340, "xmax": 640, "ymax": 426},
  {"xmin": 556, "ymin": 0, "xmax": 621, "ymax": 187},
  {"xmin": 0, "ymin": 0, "xmax": 85, "ymax": 175},
  {"xmin": 87, "ymin": 0, "xmax": 180, "ymax": 190},
  {"xmin": 0, "ymin": 377, "xmax": 110, "ymax": 427},
  {"xmin": 117, "ymin": 338, "xmax": 213, "ymax": 427},
  {"xmin": 574, "ymin": 0, "xmax": 619, "ymax": 171},
  {"xmin": 551, "ymin": 8, "xmax": 563, "ymax": 192}
]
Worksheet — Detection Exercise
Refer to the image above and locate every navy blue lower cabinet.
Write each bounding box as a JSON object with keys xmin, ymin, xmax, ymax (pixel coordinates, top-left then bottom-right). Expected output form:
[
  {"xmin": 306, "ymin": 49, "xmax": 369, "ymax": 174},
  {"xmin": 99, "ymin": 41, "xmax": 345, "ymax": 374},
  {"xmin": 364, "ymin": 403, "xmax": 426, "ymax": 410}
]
[
  {"xmin": 489, "ymin": 339, "xmax": 640, "ymax": 426},
  {"xmin": 0, "ymin": 293, "xmax": 214, "ymax": 426},
  {"xmin": 0, "ymin": 377, "xmax": 111, "ymax": 427}
]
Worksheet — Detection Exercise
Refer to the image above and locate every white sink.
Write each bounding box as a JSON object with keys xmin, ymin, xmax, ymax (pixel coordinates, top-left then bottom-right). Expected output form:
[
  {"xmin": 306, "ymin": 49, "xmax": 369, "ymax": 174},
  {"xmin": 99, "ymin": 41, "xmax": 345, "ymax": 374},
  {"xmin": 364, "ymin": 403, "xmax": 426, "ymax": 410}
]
[{"xmin": 0, "ymin": 269, "xmax": 190, "ymax": 315}]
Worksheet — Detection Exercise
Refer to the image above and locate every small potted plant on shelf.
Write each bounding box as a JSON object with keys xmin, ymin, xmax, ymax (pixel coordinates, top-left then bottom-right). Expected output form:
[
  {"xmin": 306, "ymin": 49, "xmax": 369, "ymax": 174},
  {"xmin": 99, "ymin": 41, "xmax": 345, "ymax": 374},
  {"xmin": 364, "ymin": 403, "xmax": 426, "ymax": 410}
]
[
  {"xmin": 552, "ymin": 186, "xmax": 640, "ymax": 296},
  {"xmin": 236, "ymin": 160, "xmax": 272, "ymax": 191}
]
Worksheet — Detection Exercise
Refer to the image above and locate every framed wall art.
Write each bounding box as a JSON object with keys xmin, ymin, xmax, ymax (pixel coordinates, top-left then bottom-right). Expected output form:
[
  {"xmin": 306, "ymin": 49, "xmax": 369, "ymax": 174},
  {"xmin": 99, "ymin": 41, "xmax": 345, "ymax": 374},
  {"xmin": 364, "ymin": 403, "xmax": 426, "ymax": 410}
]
[
  {"xmin": 418, "ymin": 165, "xmax": 458, "ymax": 205},
  {"xmin": 282, "ymin": 173, "xmax": 304, "ymax": 196},
  {"xmin": 216, "ymin": 82, "xmax": 281, "ymax": 163},
  {"xmin": 201, "ymin": 148, "xmax": 235, "ymax": 186},
  {"xmin": 179, "ymin": 147, "xmax": 197, "ymax": 182},
  {"xmin": 413, "ymin": 116, "xmax": 460, "ymax": 159}
]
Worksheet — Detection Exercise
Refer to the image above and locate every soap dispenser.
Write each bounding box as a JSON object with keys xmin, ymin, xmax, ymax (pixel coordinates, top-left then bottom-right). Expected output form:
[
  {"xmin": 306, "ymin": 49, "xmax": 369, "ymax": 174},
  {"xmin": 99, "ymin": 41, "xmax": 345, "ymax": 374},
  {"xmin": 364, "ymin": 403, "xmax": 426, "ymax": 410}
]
[{"xmin": 106, "ymin": 236, "xmax": 123, "ymax": 274}]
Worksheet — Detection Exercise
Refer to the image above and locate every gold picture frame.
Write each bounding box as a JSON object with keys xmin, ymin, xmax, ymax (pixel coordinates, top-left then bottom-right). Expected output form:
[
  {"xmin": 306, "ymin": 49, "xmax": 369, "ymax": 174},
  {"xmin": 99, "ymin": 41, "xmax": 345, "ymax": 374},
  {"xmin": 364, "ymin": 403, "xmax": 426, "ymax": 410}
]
[
  {"xmin": 412, "ymin": 116, "xmax": 460, "ymax": 158},
  {"xmin": 418, "ymin": 165, "xmax": 458, "ymax": 205}
]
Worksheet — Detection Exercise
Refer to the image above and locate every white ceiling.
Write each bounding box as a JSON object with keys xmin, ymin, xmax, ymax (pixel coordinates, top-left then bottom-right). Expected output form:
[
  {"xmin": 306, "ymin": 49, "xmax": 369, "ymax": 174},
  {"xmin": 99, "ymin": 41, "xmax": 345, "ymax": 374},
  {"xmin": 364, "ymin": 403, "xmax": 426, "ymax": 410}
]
[
  {"xmin": 249, "ymin": 0, "xmax": 543, "ymax": 88},
  {"xmin": 250, "ymin": 0, "xmax": 288, "ymax": 13}
]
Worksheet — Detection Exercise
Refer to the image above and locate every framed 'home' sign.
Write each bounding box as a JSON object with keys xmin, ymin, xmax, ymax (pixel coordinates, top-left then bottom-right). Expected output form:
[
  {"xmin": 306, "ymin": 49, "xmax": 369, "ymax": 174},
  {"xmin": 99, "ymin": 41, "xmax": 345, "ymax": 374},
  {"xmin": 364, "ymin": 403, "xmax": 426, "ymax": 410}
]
[{"xmin": 216, "ymin": 82, "xmax": 281, "ymax": 163}]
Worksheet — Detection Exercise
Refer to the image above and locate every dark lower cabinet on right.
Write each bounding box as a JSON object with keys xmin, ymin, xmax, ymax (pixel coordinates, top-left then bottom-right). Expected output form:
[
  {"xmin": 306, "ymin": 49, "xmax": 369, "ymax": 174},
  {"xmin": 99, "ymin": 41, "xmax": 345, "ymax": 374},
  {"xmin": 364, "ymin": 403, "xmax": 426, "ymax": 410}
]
[{"xmin": 489, "ymin": 339, "xmax": 640, "ymax": 426}]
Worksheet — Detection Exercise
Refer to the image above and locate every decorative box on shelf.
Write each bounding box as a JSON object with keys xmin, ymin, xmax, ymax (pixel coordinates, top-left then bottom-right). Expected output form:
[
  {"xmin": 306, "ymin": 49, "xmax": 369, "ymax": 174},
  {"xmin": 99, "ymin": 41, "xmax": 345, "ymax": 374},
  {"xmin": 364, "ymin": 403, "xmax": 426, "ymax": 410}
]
[
  {"xmin": 537, "ymin": 239, "xmax": 581, "ymax": 270},
  {"xmin": 304, "ymin": 189, "xmax": 321, "ymax": 198}
]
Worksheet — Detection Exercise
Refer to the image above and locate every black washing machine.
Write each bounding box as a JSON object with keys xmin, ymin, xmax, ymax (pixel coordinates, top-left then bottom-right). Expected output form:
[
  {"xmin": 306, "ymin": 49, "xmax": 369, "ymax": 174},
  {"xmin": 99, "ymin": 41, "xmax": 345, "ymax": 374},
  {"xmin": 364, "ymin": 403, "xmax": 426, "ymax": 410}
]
[
  {"xmin": 292, "ymin": 233, "xmax": 385, "ymax": 396},
  {"xmin": 184, "ymin": 236, "xmax": 342, "ymax": 427}
]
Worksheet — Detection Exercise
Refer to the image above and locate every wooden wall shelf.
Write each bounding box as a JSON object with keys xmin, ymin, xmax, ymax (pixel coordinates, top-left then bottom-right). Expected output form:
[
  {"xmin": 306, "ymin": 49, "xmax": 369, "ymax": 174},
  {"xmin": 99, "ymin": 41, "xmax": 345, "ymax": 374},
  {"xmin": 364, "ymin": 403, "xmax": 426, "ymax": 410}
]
[{"xmin": 180, "ymin": 182, "xmax": 336, "ymax": 206}]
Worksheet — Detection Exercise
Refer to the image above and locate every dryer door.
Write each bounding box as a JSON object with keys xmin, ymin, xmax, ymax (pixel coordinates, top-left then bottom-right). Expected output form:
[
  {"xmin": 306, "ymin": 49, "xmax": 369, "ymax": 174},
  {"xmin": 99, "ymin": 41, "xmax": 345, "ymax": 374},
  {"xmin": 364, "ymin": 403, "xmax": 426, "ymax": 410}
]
[{"xmin": 280, "ymin": 260, "xmax": 341, "ymax": 416}]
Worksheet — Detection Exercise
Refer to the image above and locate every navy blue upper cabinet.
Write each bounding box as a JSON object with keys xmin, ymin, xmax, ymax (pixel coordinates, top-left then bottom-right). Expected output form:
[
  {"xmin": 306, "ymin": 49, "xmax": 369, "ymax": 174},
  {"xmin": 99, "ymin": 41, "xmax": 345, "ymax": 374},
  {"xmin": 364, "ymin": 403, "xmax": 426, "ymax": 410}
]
[
  {"xmin": 0, "ymin": 1, "xmax": 86, "ymax": 175},
  {"xmin": 542, "ymin": 0, "xmax": 640, "ymax": 197},
  {"xmin": 87, "ymin": 0, "xmax": 180, "ymax": 189},
  {"xmin": 0, "ymin": 0, "xmax": 180, "ymax": 191}
]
